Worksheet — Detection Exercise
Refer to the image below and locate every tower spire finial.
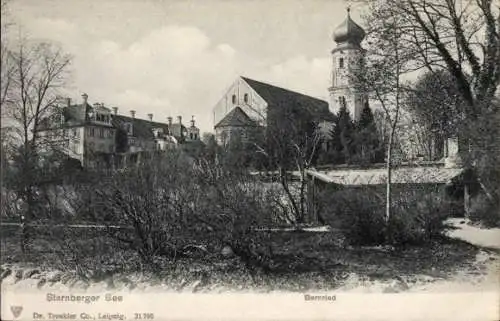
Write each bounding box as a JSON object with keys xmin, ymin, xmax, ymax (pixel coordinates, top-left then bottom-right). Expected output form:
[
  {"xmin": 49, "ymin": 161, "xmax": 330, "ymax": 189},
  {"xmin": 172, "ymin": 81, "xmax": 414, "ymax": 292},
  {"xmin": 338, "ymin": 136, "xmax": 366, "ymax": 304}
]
[{"xmin": 347, "ymin": 5, "xmax": 351, "ymax": 15}]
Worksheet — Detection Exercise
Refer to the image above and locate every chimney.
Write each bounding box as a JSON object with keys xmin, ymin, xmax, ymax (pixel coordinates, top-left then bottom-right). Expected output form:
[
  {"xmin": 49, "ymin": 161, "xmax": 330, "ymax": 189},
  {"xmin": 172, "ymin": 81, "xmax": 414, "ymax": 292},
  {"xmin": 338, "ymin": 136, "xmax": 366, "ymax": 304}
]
[
  {"xmin": 66, "ymin": 97, "xmax": 71, "ymax": 107},
  {"xmin": 112, "ymin": 107, "xmax": 118, "ymax": 115},
  {"xmin": 82, "ymin": 93, "xmax": 88, "ymax": 105},
  {"xmin": 167, "ymin": 116, "xmax": 173, "ymax": 126},
  {"xmin": 130, "ymin": 110, "xmax": 136, "ymax": 118},
  {"xmin": 177, "ymin": 116, "xmax": 182, "ymax": 124},
  {"xmin": 190, "ymin": 115, "xmax": 195, "ymax": 127},
  {"xmin": 147, "ymin": 113, "xmax": 153, "ymax": 121}
]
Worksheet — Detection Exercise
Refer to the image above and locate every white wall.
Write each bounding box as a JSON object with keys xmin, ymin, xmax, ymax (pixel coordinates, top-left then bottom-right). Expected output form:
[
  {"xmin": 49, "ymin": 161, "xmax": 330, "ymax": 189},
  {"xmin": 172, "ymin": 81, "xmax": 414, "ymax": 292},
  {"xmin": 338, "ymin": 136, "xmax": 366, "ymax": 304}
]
[
  {"xmin": 329, "ymin": 48, "xmax": 367, "ymax": 120},
  {"xmin": 212, "ymin": 77, "xmax": 268, "ymax": 128}
]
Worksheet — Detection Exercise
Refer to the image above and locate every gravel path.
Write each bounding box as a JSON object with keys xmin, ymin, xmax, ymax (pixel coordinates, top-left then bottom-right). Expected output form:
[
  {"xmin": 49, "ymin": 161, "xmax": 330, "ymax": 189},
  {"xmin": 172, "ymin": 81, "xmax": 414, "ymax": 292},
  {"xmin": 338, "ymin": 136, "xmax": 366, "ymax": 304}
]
[{"xmin": 446, "ymin": 218, "xmax": 500, "ymax": 250}]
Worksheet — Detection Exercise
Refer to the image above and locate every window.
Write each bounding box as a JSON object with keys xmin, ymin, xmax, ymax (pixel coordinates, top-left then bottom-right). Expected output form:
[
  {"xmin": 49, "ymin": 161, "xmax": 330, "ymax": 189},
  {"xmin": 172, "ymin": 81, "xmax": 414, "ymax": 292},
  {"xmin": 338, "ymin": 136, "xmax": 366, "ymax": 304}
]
[
  {"xmin": 244, "ymin": 93, "xmax": 249, "ymax": 103},
  {"xmin": 125, "ymin": 123, "xmax": 133, "ymax": 135},
  {"xmin": 339, "ymin": 57, "xmax": 344, "ymax": 69},
  {"xmin": 232, "ymin": 94, "xmax": 236, "ymax": 104},
  {"xmin": 108, "ymin": 129, "xmax": 113, "ymax": 138},
  {"xmin": 89, "ymin": 127, "xmax": 95, "ymax": 137},
  {"xmin": 99, "ymin": 128, "xmax": 104, "ymax": 138},
  {"xmin": 338, "ymin": 96, "xmax": 346, "ymax": 108},
  {"xmin": 190, "ymin": 133, "xmax": 193, "ymax": 140}
]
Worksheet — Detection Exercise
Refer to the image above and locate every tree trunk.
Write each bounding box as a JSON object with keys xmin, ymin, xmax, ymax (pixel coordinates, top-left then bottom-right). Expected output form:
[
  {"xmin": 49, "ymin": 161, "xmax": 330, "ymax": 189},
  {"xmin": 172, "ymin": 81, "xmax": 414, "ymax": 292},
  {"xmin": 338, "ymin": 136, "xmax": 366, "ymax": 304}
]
[
  {"xmin": 385, "ymin": 124, "xmax": 397, "ymax": 224},
  {"xmin": 279, "ymin": 167, "xmax": 301, "ymax": 224},
  {"xmin": 385, "ymin": 139, "xmax": 392, "ymax": 223}
]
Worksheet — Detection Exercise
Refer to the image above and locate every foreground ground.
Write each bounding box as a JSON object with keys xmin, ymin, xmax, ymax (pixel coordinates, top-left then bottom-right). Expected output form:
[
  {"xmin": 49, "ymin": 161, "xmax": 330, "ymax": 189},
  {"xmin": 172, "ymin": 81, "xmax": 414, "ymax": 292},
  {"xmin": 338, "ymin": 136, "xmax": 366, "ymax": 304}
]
[{"xmin": 1, "ymin": 218, "xmax": 499, "ymax": 293}]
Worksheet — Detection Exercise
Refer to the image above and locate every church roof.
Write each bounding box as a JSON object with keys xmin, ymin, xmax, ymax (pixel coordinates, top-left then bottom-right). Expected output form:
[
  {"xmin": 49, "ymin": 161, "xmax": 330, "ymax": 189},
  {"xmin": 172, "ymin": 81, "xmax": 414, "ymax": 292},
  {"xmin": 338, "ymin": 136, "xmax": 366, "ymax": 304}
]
[
  {"xmin": 241, "ymin": 77, "xmax": 334, "ymax": 121},
  {"xmin": 333, "ymin": 9, "xmax": 366, "ymax": 45},
  {"xmin": 214, "ymin": 106, "xmax": 258, "ymax": 128}
]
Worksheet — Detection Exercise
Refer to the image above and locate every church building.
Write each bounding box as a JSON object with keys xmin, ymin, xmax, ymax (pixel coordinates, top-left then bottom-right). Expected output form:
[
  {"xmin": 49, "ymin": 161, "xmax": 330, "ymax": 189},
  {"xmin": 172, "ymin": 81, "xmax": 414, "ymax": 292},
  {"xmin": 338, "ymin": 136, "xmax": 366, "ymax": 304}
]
[
  {"xmin": 212, "ymin": 9, "xmax": 371, "ymax": 146},
  {"xmin": 328, "ymin": 7, "xmax": 368, "ymax": 121},
  {"xmin": 213, "ymin": 77, "xmax": 334, "ymax": 145}
]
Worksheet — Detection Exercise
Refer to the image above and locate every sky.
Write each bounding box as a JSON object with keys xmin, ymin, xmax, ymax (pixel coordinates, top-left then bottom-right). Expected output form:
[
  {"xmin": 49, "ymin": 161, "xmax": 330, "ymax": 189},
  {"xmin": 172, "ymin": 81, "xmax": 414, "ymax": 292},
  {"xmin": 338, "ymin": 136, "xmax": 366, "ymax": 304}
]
[{"xmin": 6, "ymin": 0, "xmax": 367, "ymax": 133}]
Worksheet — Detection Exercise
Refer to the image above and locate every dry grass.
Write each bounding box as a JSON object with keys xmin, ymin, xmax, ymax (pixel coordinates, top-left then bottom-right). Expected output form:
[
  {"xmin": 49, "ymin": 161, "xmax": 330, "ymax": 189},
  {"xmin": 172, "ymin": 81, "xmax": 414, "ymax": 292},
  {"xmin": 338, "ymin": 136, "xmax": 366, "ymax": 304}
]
[{"xmin": 0, "ymin": 224, "xmax": 491, "ymax": 292}]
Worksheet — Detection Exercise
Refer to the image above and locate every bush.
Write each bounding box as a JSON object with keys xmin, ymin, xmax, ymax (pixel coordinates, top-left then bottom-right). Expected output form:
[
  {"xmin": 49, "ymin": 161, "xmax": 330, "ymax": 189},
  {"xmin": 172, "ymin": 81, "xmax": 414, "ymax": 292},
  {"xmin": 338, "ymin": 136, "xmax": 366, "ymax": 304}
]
[
  {"xmin": 86, "ymin": 152, "xmax": 281, "ymax": 274},
  {"xmin": 318, "ymin": 185, "xmax": 451, "ymax": 246},
  {"xmin": 192, "ymin": 161, "xmax": 281, "ymax": 275},
  {"xmin": 90, "ymin": 151, "xmax": 200, "ymax": 269},
  {"xmin": 319, "ymin": 187, "xmax": 386, "ymax": 245},
  {"xmin": 469, "ymin": 194, "xmax": 500, "ymax": 227},
  {"xmin": 388, "ymin": 188, "xmax": 451, "ymax": 246}
]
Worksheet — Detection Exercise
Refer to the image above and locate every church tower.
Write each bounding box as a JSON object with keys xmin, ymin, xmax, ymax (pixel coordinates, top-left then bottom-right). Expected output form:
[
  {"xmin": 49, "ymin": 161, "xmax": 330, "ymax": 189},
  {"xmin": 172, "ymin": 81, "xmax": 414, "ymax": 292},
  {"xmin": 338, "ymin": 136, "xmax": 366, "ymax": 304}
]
[{"xmin": 328, "ymin": 8, "xmax": 367, "ymax": 121}]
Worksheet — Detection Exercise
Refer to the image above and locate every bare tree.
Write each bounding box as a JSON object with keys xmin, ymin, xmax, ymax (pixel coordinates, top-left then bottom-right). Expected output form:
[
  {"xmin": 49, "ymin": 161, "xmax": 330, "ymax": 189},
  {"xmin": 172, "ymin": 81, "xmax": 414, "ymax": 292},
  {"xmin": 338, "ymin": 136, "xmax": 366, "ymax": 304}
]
[
  {"xmin": 251, "ymin": 103, "xmax": 323, "ymax": 225},
  {"xmin": 354, "ymin": 0, "xmax": 500, "ymax": 112},
  {"xmin": 0, "ymin": 0, "xmax": 13, "ymax": 113},
  {"xmin": 3, "ymin": 38, "xmax": 72, "ymax": 254},
  {"xmin": 352, "ymin": 2, "xmax": 414, "ymax": 223},
  {"xmin": 354, "ymin": 0, "xmax": 500, "ymax": 201}
]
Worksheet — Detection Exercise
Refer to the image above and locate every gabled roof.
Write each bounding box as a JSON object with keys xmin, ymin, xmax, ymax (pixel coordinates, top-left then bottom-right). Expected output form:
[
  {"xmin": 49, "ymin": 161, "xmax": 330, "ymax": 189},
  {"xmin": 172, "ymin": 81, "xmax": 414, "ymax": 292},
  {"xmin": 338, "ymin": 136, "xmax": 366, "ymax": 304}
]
[
  {"xmin": 306, "ymin": 166, "xmax": 464, "ymax": 186},
  {"xmin": 111, "ymin": 115, "xmax": 189, "ymax": 141},
  {"xmin": 37, "ymin": 104, "xmax": 91, "ymax": 130},
  {"xmin": 214, "ymin": 106, "xmax": 258, "ymax": 128},
  {"xmin": 112, "ymin": 115, "xmax": 181, "ymax": 140},
  {"xmin": 241, "ymin": 77, "xmax": 334, "ymax": 121}
]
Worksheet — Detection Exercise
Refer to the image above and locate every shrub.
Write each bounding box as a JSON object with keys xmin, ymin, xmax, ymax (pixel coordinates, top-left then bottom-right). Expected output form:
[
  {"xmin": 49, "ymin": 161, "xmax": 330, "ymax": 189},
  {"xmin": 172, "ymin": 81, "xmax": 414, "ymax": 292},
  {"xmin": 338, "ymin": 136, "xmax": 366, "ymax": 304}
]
[
  {"xmin": 87, "ymin": 152, "xmax": 281, "ymax": 274},
  {"xmin": 469, "ymin": 193, "xmax": 500, "ymax": 227},
  {"xmin": 318, "ymin": 185, "xmax": 451, "ymax": 246},
  {"xmin": 387, "ymin": 188, "xmax": 451, "ymax": 246},
  {"xmin": 90, "ymin": 151, "xmax": 199, "ymax": 269},
  {"xmin": 192, "ymin": 161, "xmax": 280, "ymax": 275},
  {"xmin": 319, "ymin": 187, "xmax": 386, "ymax": 245}
]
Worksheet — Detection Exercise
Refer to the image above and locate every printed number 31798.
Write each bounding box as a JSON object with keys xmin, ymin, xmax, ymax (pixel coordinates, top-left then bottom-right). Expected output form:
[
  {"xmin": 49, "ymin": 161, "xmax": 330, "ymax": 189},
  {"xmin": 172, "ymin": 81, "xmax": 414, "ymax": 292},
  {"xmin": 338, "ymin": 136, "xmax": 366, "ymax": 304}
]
[{"xmin": 134, "ymin": 313, "xmax": 154, "ymax": 319}]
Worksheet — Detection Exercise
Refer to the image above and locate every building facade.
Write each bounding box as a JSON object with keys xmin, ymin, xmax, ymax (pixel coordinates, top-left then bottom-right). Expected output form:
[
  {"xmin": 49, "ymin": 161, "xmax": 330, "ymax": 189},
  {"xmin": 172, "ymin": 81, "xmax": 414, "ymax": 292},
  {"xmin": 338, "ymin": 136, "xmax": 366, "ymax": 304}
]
[
  {"xmin": 328, "ymin": 8, "xmax": 368, "ymax": 121},
  {"xmin": 37, "ymin": 93, "xmax": 201, "ymax": 169},
  {"xmin": 213, "ymin": 76, "xmax": 335, "ymax": 145}
]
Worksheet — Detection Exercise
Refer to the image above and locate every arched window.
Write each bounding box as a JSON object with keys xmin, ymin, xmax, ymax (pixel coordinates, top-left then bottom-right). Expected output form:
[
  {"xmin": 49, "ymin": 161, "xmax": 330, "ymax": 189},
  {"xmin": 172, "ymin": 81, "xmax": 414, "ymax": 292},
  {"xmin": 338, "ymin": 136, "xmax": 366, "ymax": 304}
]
[
  {"xmin": 244, "ymin": 93, "xmax": 249, "ymax": 103},
  {"xmin": 339, "ymin": 57, "xmax": 344, "ymax": 69},
  {"xmin": 338, "ymin": 96, "xmax": 346, "ymax": 108},
  {"xmin": 232, "ymin": 94, "xmax": 236, "ymax": 104}
]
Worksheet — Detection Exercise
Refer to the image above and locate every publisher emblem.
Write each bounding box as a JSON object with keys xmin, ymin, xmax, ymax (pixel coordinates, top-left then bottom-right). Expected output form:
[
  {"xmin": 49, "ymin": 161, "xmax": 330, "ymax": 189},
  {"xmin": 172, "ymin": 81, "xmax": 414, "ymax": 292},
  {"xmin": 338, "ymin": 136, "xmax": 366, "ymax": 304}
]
[{"xmin": 10, "ymin": 306, "xmax": 23, "ymax": 319}]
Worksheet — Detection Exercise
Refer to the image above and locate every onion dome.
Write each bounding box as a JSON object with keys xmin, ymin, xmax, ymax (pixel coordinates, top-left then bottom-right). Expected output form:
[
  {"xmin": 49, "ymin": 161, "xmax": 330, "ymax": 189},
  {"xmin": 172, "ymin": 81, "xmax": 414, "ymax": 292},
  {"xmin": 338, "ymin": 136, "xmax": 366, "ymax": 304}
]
[{"xmin": 333, "ymin": 8, "xmax": 366, "ymax": 45}]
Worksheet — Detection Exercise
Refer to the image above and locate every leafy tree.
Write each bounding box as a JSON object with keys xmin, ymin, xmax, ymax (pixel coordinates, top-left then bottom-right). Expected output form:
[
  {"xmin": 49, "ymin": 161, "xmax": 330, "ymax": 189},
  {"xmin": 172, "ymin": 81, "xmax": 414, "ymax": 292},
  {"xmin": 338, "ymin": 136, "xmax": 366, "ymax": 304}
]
[
  {"xmin": 404, "ymin": 70, "xmax": 464, "ymax": 160},
  {"xmin": 407, "ymin": 70, "xmax": 463, "ymax": 137},
  {"xmin": 115, "ymin": 127, "xmax": 128, "ymax": 153},
  {"xmin": 201, "ymin": 132, "xmax": 219, "ymax": 162},
  {"xmin": 329, "ymin": 105, "xmax": 355, "ymax": 164},
  {"xmin": 353, "ymin": 102, "xmax": 384, "ymax": 164}
]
